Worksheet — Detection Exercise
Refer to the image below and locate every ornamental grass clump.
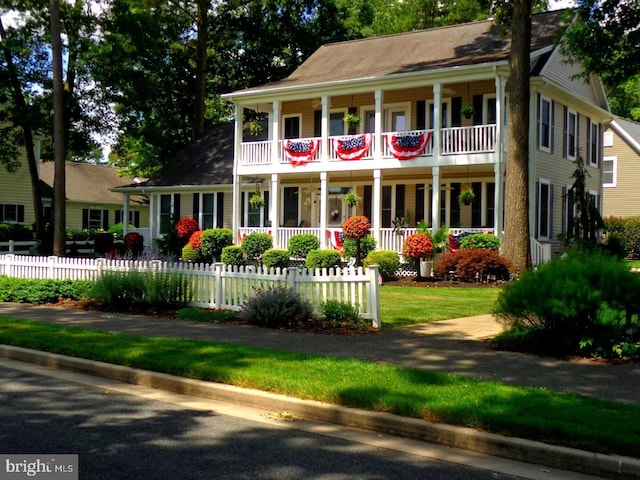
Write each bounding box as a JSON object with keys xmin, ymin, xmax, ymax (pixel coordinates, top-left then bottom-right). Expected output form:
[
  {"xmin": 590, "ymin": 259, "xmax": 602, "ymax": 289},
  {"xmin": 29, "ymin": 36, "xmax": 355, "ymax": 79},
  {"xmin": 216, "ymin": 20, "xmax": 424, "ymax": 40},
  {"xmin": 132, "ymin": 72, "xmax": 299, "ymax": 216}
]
[{"xmin": 239, "ymin": 285, "xmax": 313, "ymax": 328}]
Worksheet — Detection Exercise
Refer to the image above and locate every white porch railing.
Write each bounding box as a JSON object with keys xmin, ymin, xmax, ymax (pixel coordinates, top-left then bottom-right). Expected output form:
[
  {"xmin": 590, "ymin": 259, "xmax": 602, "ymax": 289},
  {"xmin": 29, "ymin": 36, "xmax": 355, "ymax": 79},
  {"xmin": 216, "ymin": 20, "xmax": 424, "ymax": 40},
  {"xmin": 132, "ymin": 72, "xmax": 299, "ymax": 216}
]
[
  {"xmin": 0, "ymin": 255, "xmax": 381, "ymax": 327},
  {"xmin": 530, "ymin": 237, "xmax": 552, "ymax": 265},
  {"xmin": 241, "ymin": 140, "xmax": 273, "ymax": 166},
  {"xmin": 382, "ymin": 130, "xmax": 434, "ymax": 158},
  {"xmin": 441, "ymin": 124, "xmax": 496, "ymax": 155}
]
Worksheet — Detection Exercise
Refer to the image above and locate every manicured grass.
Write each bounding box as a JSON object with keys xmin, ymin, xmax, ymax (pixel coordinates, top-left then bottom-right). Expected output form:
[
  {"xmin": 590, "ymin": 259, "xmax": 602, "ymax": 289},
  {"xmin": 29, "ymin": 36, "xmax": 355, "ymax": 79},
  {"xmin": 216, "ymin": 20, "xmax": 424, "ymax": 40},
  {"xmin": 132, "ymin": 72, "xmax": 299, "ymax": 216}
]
[
  {"xmin": 379, "ymin": 286, "xmax": 501, "ymax": 327},
  {"xmin": 627, "ymin": 259, "xmax": 640, "ymax": 269},
  {"xmin": 1, "ymin": 316, "xmax": 639, "ymax": 458}
]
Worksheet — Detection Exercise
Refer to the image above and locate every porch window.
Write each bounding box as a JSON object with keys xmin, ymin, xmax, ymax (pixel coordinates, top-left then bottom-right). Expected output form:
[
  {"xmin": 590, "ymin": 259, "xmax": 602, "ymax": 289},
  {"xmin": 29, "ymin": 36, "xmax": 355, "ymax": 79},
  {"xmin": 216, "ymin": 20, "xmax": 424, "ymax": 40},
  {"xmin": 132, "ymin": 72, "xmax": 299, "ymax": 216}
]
[
  {"xmin": 563, "ymin": 184, "xmax": 576, "ymax": 236},
  {"xmin": 588, "ymin": 120, "xmax": 600, "ymax": 167},
  {"xmin": 415, "ymin": 184, "xmax": 426, "ymax": 224},
  {"xmin": 485, "ymin": 96, "xmax": 497, "ymax": 124},
  {"xmin": 390, "ymin": 111, "xmax": 406, "ymax": 132},
  {"xmin": 537, "ymin": 95, "xmax": 552, "ymax": 152},
  {"xmin": 603, "ymin": 156, "xmax": 616, "ymax": 187},
  {"xmin": 283, "ymin": 115, "xmax": 300, "ymax": 139},
  {"xmin": 536, "ymin": 180, "xmax": 552, "ymax": 240},
  {"xmin": 364, "ymin": 111, "xmax": 375, "ymax": 133},
  {"xmin": 486, "ymin": 182, "xmax": 495, "ymax": 228},
  {"xmin": 471, "ymin": 182, "xmax": 482, "ymax": 227},
  {"xmin": 382, "ymin": 186, "xmax": 392, "ymax": 227},
  {"xmin": 330, "ymin": 111, "xmax": 346, "ymax": 136},
  {"xmin": 429, "ymin": 101, "xmax": 450, "ymax": 129},
  {"xmin": 564, "ymin": 108, "xmax": 578, "ymax": 160},
  {"xmin": 202, "ymin": 193, "xmax": 215, "ymax": 229},
  {"xmin": 115, "ymin": 210, "xmax": 140, "ymax": 228},
  {"xmin": 0, "ymin": 203, "xmax": 24, "ymax": 223},
  {"xmin": 282, "ymin": 187, "xmax": 299, "ymax": 226},
  {"xmin": 449, "ymin": 183, "xmax": 461, "ymax": 227},
  {"xmin": 159, "ymin": 194, "xmax": 173, "ymax": 234}
]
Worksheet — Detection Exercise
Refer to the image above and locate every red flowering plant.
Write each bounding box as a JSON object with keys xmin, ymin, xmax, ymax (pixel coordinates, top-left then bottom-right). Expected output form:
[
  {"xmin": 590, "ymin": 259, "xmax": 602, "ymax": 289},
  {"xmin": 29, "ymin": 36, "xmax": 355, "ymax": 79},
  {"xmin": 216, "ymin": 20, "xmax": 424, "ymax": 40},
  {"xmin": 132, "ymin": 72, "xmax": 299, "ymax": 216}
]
[
  {"xmin": 402, "ymin": 233, "xmax": 433, "ymax": 279},
  {"xmin": 123, "ymin": 232, "xmax": 144, "ymax": 257},
  {"xmin": 188, "ymin": 230, "xmax": 204, "ymax": 250},
  {"xmin": 342, "ymin": 215, "xmax": 371, "ymax": 266},
  {"xmin": 175, "ymin": 217, "xmax": 199, "ymax": 245}
]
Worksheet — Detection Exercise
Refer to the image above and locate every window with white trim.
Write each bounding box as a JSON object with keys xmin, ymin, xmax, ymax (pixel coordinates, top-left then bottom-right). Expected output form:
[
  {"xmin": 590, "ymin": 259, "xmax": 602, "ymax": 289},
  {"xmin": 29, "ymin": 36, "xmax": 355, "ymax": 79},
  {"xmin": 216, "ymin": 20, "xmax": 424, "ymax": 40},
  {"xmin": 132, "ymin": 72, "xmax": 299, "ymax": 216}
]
[
  {"xmin": 603, "ymin": 130, "xmax": 613, "ymax": 148},
  {"xmin": 588, "ymin": 120, "xmax": 600, "ymax": 166},
  {"xmin": 537, "ymin": 180, "xmax": 552, "ymax": 240},
  {"xmin": 603, "ymin": 156, "xmax": 617, "ymax": 187},
  {"xmin": 538, "ymin": 95, "xmax": 552, "ymax": 152},
  {"xmin": 0, "ymin": 203, "xmax": 24, "ymax": 223},
  {"xmin": 283, "ymin": 115, "xmax": 301, "ymax": 139},
  {"xmin": 565, "ymin": 108, "xmax": 578, "ymax": 160}
]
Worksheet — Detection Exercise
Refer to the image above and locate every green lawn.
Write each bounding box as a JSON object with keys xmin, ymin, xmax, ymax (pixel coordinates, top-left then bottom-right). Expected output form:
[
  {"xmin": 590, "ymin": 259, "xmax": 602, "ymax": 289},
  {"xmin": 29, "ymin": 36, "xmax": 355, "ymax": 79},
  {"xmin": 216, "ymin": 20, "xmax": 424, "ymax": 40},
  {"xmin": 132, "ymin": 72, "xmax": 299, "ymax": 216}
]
[
  {"xmin": 0, "ymin": 316, "xmax": 638, "ymax": 458},
  {"xmin": 379, "ymin": 285, "xmax": 501, "ymax": 327}
]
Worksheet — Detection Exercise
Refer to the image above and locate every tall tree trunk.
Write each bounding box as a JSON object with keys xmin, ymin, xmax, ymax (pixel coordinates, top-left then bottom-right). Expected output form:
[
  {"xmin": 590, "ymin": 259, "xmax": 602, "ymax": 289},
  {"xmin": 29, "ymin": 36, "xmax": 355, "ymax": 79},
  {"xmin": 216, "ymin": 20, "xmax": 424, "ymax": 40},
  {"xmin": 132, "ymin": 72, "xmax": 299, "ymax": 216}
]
[
  {"xmin": 0, "ymin": 18, "xmax": 47, "ymax": 251},
  {"xmin": 502, "ymin": 0, "xmax": 532, "ymax": 273},
  {"xmin": 51, "ymin": 0, "xmax": 67, "ymax": 256},
  {"xmin": 193, "ymin": 0, "xmax": 209, "ymax": 138}
]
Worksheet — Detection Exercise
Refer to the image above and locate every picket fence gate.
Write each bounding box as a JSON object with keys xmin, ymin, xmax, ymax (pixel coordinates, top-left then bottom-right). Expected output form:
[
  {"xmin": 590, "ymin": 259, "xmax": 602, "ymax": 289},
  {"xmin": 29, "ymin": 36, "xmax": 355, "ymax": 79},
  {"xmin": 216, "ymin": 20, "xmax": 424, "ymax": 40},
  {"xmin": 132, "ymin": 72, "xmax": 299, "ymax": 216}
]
[{"xmin": 0, "ymin": 254, "xmax": 381, "ymax": 327}]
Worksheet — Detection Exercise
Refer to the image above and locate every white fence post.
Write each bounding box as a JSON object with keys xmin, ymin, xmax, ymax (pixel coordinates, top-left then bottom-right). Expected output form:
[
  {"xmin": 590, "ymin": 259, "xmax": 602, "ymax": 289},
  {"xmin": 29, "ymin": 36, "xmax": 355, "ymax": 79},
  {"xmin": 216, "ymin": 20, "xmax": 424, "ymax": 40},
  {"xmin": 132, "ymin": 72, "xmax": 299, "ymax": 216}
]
[
  {"xmin": 367, "ymin": 265, "xmax": 381, "ymax": 328},
  {"xmin": 214, "ymin": 262, "xmax": 223, "ymax": 309},
  {"xmin": 47, "ymin": 256, "xmax": 58, "ymax": 279}
]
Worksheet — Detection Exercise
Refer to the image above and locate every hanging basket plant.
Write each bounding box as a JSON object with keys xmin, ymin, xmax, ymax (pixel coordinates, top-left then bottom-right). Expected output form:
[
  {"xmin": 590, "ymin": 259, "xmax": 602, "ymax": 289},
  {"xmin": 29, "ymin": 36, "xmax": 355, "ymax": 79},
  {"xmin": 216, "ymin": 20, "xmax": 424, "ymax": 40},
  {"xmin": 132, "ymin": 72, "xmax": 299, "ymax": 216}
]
[
  {"xmin": 343, "ymin": 112, "xmax": 360, "ymax": 129},
  {"xmin": 249, "ymin": 120, "xmax": 265, "ymax": 137},
  {"xmin": 461, "ymin": 104, "xmax": 475, "ymax": 119},
  {"xmin": 459, "ymin": 187, "xmax": 476, "ymax": 206},
  {"xmin": 344, "ymin": 191, "xmax": 360, "ymax": 208},
  {"xmin": 249, "ymin": 194, "xmax": 265, "ymax": 209}
]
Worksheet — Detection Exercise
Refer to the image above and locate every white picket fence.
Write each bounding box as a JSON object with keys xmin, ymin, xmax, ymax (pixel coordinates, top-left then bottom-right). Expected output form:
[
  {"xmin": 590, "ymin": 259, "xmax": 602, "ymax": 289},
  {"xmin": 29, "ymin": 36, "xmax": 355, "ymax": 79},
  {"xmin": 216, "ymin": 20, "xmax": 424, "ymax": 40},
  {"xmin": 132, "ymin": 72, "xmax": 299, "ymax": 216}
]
[{"xmin": 0, "ymin": 254, "xmax": 381, "ymax": 327}]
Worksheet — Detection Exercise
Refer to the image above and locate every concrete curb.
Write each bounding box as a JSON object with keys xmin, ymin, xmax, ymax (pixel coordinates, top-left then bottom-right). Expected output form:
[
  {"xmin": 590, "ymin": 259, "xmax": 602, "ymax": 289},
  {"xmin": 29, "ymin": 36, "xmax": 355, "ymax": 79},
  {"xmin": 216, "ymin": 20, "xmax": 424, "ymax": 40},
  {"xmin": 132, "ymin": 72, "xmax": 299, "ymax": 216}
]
[{"xmin": 2, "ymin": 344, "xmax": 638, "ymax": 480}]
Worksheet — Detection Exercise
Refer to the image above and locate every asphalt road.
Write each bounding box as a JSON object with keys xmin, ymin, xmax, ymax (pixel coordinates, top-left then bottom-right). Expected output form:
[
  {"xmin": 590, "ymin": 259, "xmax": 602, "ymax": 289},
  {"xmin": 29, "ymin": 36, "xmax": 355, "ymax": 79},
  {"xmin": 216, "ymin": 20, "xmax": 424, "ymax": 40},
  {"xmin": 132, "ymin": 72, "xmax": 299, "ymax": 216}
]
[{"xmin": 0, "ymin": 359, "xmax": 560, "ymax": 480}]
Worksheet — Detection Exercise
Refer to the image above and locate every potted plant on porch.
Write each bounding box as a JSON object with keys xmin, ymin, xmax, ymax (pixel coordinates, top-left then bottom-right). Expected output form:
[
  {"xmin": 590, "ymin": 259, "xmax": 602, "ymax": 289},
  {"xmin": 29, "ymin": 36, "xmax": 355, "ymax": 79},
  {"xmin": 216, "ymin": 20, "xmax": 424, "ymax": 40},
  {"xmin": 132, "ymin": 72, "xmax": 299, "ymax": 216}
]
[
  {"xmin": 459, "ymin": 187, "xmax": 476, "ymax": 206},
  {"xmin": 249, "ymin": 193, "xmax": 265, "ymax": 209},
  {"xmin": 344, "ymin": 191, "xmax": 360, "ymax": 208},
  {"xmin": 343, "ymin": 112, "xmax": 360, "ymax": 130},
  {"xmin": 402, "ymin": 232, "xmax": 433, "ymax": 279}
]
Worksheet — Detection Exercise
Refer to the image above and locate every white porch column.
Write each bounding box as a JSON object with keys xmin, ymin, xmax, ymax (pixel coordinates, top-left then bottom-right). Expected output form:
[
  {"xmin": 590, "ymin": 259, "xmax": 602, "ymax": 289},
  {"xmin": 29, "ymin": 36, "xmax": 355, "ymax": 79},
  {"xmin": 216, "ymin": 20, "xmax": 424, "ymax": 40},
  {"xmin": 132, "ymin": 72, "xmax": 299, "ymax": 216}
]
[
  {"xmin": 319, "ymin": 171, "xmax": 328, "ymax": 248},
  {"xmin": 271, "ymin": 101, "xmax": 280, "ymax": 164},
  {"xmin": 232, "ymin": 104, "xmax": 243, "ymax": 243},
  {"xmin": 122, "ymin": 194, "xmax": 130, "ymax": 235},
  {"xmin": 494, "ymin": 162, "xmax": 505, "ymax": 240},
  {"xmin": 433, "ymin": 83, "xmax": 442, "ymax": 158},
  {"xmin": 270, "ymin": 174, "xmax": 279, "ymax": 247},
  {"xmin": 372, "ymin": 169, "xmax": 382, "ymax": 244},
  {"xmin": 321, "ymin": 95, "xmax": 329, "ymax": 161},
  {"xmin": 148, "ymin": 194, "xmax": 156, "ymax": 241},
  {"xmin": 431, "ymin": 166, "xmax": 440, "ymax": 231},
  {"xmin": 374, "ymin": 89, "xmax": 383, "ymax": 160}
]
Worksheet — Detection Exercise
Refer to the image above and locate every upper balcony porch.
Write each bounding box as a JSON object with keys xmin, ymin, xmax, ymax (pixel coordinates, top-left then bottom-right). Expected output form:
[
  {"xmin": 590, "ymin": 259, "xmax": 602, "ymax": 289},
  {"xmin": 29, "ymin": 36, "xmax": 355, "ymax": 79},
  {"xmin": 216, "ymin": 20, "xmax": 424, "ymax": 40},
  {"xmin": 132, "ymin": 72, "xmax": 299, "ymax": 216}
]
[{"xmin": 233, "ymin": 78, "xmax": 506, "ymax": 176}]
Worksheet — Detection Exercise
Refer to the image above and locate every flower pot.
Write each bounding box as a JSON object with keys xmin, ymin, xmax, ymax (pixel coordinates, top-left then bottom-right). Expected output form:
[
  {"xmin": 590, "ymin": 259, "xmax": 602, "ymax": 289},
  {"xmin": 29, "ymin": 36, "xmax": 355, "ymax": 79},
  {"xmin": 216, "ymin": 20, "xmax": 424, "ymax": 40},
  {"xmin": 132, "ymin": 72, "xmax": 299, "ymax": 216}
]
[{"xmin": 419, "ymin": 259, "xmax": 433, "ymax": 277}]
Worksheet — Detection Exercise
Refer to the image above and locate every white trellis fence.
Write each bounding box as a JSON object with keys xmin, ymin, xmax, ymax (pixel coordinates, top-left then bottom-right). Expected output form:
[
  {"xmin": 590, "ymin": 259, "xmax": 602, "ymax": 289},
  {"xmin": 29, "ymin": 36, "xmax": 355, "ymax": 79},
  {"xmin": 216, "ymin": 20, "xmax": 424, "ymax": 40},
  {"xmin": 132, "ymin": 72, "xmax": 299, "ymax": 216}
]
[{"xmin": 0, "ymin": 254, "xmax": 381, "ymax": 327}]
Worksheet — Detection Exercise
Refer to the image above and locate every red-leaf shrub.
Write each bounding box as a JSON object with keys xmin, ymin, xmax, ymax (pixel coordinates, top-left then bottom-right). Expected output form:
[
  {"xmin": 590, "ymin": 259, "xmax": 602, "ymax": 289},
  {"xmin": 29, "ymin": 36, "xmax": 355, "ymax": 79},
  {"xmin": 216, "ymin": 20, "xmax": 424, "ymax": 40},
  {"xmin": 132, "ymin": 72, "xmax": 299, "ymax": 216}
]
[
  {"xmin": 402, "ymin": 233, "xmax": 433, "ymax": 260},
  {"xmin": 434, "ymin": 248, "xmax": 511, "ymax": 282},
  {"xmin": 188, "ymin": 230, "xmax": 204, "ymax": 249},
  {"xmin": 123, "ymin": 232, "xmax": 144, "ymax": 256},
  {"xmin": 175, "ymin": 217, "xmax": 199, "ymax": 241},
  {"xmin": 342, "ymin": 215, "xmax": 371, "ymax": 239}
]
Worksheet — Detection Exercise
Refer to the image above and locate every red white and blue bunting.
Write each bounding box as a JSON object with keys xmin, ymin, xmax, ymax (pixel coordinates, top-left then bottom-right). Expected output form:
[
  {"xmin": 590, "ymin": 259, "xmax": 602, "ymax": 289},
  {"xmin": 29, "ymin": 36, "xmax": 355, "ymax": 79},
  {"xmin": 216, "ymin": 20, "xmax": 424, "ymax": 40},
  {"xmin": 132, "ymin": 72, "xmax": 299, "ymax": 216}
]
[
  {"xmin": 282, "ymin": 139, "xmax": 320, "ymax": 166},
  {"xmin": 331, "ymin": 133, "xmax": 372, "ymax": 161},
  {"xmin": 385, "ymin": 132, "xmax": 432, "ymax": 160}
]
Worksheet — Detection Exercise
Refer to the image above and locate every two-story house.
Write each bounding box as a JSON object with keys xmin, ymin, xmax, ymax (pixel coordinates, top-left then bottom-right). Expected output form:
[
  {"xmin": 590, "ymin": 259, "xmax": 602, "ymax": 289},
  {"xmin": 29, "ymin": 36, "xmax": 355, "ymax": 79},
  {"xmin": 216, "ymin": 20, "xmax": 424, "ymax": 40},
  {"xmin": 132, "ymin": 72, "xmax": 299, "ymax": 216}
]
[{"xmin": 116, "ymin": 9, "xmax": 610, "ymax": 262}]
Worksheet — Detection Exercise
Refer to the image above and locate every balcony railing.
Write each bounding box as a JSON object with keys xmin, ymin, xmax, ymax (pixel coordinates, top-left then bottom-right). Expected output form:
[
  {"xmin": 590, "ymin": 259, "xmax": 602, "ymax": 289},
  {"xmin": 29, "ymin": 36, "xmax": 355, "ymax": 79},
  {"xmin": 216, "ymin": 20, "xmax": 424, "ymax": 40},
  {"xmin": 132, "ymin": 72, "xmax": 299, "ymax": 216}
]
[{"xmin": 240, "ymin": 124, "xmax": 496, "ymax": 167}]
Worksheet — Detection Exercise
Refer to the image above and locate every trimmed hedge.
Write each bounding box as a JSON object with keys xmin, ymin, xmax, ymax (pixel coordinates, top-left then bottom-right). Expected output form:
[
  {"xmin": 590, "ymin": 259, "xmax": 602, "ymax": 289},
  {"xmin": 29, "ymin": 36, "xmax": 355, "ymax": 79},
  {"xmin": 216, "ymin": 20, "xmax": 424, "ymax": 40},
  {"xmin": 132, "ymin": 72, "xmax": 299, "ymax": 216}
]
[
  {"xmin": 200, "ymin": 228, "xmax": 233, "ymax": 263},
  {"xmin": 262, "ymin": 249, "xmax": 291, "ymax": 270},
  {"xmin": 221, "ymin": 245, "xmax": 246, "ymax": 266},
  {"xmin": 287, "ymin": 234, "xmax": 320, "ymax": 259},
  {"xmin": 364, "ymin": 250, "xmax": 400, "ymax": 280},
  {"xmin": 306, "ymin": 249, "xmax": 342, "ymax": 270}
]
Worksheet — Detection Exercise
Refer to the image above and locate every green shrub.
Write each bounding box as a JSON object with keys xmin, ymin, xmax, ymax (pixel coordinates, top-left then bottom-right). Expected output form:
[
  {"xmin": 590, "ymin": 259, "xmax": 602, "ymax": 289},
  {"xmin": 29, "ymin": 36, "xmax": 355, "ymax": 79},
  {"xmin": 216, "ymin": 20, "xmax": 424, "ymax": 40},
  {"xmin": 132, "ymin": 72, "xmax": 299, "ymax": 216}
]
[
  {"xmin": 306, "ymin": 249, "xmax": 342, "ymax": 270},
  {"xmin": 287, "ymin": 234, "xmax": 320, "ymax": 259},
  {"xmin": 221, "ymin": 245, "xmax": 246, "ymax": 266},
  {"xmin": 239, "ymin": 285, "xmax": 313, "ymax": 328},
  {"xmin": 107, "ymin": 223, "xmax": 136, "ymax": 240},
  {"xmin": 262, "ymin": 249, "xmax": 291, "ymax": 270},
  {"xmin": 342, "ymin": 235, "xmax": 376, "ymax": 260},
  {"xmin": 0, "ymin": 223, "xmax": 33, "ymax": 241},
  {"xmin": 321, "ymin": 300, "xmax": 365, "ymax": 330},
  {"xmin": 90, "ymin": 269, "xmax": 191, "ymax": 311},
  {"xmin": 495, "ymin": 251, "xmax": 640, "ymax": 355},
  {"xmin": 0, "ymin": 276, "xmax": 90, "ymax": 304},
  {"xmin": 459, "ymin": 233, "xmax": 500, "ymax": 250},
  {"xmin": 176, "ymin": 307, "xmax": 238, "ymax": 323},
  {"xmin": 181, "ymin": 244, "xmax": 201, "ymax": 263},
  {"xmin": 200, "ymin": 228, "xmax": 233, "ymax": 263},
  {"xmin": 242, "ymin": 232, "xmax": 273, "ymax": 263},
  {"xmin": 624, "ymin": 217, "xmax": 640, "ymax": 258},
  {"xmin": 363, "ymin": 250, "xmax": 399, "ymax": 280}
]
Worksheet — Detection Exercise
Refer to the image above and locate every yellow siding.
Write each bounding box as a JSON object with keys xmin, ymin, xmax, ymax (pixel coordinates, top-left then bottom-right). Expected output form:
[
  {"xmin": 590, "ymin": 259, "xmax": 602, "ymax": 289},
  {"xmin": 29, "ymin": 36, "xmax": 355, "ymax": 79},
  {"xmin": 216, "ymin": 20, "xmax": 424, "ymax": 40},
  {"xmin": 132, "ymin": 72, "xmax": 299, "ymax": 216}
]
[
  {"xmin": 0, "ymin": 150, "xmax": 37, "ymax": 225},
  {"xmin": 603, "ymin": 130, "xmax": 640, "ymax": 217}
]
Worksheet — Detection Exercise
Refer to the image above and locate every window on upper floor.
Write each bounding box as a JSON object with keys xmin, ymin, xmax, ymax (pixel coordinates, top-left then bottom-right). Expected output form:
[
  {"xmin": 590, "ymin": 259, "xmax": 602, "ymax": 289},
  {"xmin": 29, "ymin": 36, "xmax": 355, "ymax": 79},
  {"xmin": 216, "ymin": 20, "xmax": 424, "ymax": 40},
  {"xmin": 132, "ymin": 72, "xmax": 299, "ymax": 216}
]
[
  {"xmin": 283, "ymin": 115, "xmax": 301, "ymax": 139},
  {"xmin": 537, "ymin": 95, "xmax": 552, "ymax": 152},
  {"xmin": 0, "ymin": 203, "xmax": 24, "ymax": 224},
  {"xmin": 603, "ymin": 156, "xmax": 617, "ymax": 187},
  {"xmin": 588, "ymin": 120, "xmax": 600, "ymax": 167},
  {"xmin": 564, "ymin": 107, "xmax": 578, "ymax": 160}
]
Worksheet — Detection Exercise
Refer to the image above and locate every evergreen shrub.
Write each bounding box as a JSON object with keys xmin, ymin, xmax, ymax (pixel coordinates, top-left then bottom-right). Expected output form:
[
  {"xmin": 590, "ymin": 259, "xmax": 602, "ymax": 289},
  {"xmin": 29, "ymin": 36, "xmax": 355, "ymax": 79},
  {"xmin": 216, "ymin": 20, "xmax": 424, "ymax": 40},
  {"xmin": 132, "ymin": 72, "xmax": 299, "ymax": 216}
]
[
  {"xmin": 241, "ymin": 232, "xmax": 273, "ymax": 263},
  {"xmin": 221, "ymin": 245, "xmax": 246, "ymax": 266},
  {"xmin": 363, "ymin": 250, "xmax": 399, "ymax": 280},
  {"xmin": 306, "ymin": 249, "xmax": 342, "ymax": 270},
  {"xmin": 287, "ymin": 234, "xmax": 320, "ymax": 259},
  {"xmin": 262, "ymin": 249, "xmax": 291, "ymax": 270},
  {"xmin": 459, "ymin": 233, "xmax": 500, "ymax": 250},
  {"xmin": 200, "ymin": 228, "xmax": 233, "ymax": 263}
]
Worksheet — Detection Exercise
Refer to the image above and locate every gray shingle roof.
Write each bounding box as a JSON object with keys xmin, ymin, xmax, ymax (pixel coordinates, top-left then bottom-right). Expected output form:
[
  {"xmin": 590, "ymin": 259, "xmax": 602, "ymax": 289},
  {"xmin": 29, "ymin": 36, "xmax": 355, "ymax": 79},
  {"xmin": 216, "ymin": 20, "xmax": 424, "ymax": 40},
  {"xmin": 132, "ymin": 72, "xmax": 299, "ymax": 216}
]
[
  {"xmin": 615, "ymin": 117, "xmax": 640, "ymax": 147},
  {"xmin": 228, "ymin": 10, "xmax": 568, "ymax": 96}
]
